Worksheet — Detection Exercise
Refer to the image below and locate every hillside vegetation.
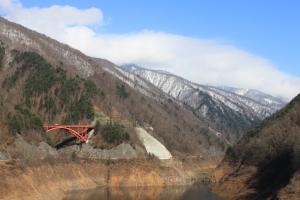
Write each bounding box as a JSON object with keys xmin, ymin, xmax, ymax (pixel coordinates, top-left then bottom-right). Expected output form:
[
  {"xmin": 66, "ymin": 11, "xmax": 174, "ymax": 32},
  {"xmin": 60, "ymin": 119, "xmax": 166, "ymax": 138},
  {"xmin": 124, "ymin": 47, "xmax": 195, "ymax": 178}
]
[
  {"xmin": 0, "ymin": 15, "xmax": 227, "ymax": 157},
  {"xmin": 3, "ymin": 51, "xmax": 96, "ymax": 134},
  {"xmin": 216, "ymin": 94, "xmax": 300, "ymax": 200}
]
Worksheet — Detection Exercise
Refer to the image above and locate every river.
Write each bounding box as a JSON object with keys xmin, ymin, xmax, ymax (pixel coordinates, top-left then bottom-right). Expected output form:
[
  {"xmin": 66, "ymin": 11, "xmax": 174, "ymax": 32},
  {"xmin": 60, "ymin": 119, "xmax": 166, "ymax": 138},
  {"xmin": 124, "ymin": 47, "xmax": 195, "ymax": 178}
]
[{"xmin": 63, "ymin": 185, "xmax": 224, "ymax": 200}]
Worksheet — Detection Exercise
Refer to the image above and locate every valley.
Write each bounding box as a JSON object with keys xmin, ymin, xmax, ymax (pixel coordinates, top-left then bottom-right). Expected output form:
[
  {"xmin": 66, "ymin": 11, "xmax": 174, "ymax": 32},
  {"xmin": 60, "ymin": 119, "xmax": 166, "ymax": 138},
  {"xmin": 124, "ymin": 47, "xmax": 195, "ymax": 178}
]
[
  {"xmin": 0, "ymin": 15, "xmax": 298, "ymax": 200},
  {"xmin": 0, "ymin": 17, "xmax": 225, "ymax": 199}
]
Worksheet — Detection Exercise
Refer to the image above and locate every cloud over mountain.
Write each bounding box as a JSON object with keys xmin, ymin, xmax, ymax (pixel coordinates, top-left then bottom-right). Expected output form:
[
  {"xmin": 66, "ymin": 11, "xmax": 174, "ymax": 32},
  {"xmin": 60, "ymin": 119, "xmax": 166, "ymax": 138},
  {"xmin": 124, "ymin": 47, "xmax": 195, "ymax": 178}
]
[{"xmin": 0, "ymin": 0, "xmax": 299, "ymax": 99}]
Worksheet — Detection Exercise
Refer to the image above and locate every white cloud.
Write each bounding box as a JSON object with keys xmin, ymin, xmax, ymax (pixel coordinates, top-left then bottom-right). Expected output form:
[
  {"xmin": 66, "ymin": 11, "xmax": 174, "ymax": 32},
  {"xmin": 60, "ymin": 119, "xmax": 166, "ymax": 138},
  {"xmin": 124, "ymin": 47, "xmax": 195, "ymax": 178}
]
[
  {"xmin": 0, "ymin": 0, "xmax": 103, "ymax": 41},
  {"xmin": 0, "ymin": 0, "xmax": 299, "ymax": 99}
]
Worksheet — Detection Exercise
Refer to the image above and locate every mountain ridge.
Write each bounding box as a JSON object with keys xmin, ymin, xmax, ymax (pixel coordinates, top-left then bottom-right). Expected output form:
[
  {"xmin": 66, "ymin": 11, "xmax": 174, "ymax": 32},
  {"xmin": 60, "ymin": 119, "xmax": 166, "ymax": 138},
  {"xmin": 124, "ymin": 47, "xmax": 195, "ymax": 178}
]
[{"xmin": 119, "ymin": 64, "xmax": 286, "ymax": 140}]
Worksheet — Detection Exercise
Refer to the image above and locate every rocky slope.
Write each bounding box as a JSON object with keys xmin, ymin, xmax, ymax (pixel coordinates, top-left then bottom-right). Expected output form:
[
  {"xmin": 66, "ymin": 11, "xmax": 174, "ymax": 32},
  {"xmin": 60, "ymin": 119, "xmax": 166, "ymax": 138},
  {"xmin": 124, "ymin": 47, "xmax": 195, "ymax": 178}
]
[
  {"xmin": 0, "ymin": 159, "xmax": 191, "ymax": 200},
  {"xmin": 0, "ymin": 129, "xmax": 220, "ymax": 200},
  {"xmin": 214, "ymin": 94, "xmax": 300, "ymax": 199},
  {"xmin": 120, "ymin": 64, "xmax": 286, "ymax": 140}
]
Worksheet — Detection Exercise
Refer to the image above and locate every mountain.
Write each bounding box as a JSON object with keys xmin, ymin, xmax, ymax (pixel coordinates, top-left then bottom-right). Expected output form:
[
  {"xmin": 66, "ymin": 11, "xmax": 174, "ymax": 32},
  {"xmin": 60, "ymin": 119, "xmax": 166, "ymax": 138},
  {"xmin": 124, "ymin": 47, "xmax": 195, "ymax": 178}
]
[
  {"xmin": 120, "ymin": 64, "xmax": 286, "ymax": 140},
  {"xmin": 0, "ymin": 17, "xmax": 226, "ymax": 158},
  {"xmin": 215, "ymin": 94, "xmax": 300, "ymax": 199},
  {"xmin": 220, "ymin": 86, "xmax": 286, "ymax": 110}
]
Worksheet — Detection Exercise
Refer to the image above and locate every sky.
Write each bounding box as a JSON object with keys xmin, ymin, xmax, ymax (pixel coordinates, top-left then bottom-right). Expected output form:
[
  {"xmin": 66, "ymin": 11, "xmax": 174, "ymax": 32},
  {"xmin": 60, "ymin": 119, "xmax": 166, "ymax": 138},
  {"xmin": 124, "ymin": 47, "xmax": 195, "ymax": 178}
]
[{"xmin": 0, "ymin": 0, "xmax": 299, "ymax": 99}]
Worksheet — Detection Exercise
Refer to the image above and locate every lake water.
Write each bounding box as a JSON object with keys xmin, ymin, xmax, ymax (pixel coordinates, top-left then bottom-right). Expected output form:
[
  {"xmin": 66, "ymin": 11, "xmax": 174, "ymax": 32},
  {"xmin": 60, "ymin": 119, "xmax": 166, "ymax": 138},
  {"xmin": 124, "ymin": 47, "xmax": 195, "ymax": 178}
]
[{"xmin": 63, "ymin": 185, "xmax": 224, "ymax": 200}]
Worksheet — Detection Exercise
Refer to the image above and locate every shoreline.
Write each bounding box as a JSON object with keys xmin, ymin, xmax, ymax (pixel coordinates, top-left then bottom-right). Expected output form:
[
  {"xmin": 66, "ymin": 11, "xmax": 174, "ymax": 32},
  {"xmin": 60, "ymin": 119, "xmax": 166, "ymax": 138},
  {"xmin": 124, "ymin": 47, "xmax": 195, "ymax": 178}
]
[{"xmin": 0, "ymin": 158, "xmax": 219, "ymax": 200}]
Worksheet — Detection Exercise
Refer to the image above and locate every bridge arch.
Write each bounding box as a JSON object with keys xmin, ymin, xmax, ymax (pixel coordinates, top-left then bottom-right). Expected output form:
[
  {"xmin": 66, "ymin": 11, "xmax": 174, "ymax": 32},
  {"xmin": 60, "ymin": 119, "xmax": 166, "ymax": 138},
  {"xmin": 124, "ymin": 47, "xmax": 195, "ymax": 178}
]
[{"xmin": 44, "ymin": 125, "xmax": 95, "ymax": 143}]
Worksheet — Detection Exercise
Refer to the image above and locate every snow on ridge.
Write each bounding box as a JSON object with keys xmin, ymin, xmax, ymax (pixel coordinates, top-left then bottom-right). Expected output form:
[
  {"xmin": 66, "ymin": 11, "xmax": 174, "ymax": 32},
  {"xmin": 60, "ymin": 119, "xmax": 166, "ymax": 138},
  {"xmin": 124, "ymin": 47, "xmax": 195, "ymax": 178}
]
[
  {"xmin": 233, "ymin": 88, "xmax": 250, "ymax": 96},
  {"xmin": 124, "ymin": 65, "xmax": 284, "ymax": 120}
]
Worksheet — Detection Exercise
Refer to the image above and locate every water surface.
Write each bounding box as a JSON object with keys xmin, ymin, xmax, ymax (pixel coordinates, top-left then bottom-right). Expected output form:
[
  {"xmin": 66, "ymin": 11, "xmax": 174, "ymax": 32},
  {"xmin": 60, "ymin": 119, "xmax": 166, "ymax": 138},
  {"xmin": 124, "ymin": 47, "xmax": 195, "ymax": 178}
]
[{"xmin": 63, "ymin": 185, "xmax": 224, "ymax": 200}]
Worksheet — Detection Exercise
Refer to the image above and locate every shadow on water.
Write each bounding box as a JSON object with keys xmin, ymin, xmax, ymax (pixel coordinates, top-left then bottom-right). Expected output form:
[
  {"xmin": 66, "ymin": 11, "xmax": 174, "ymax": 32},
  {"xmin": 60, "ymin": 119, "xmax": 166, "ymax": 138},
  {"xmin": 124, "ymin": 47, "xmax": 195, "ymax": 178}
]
[
  {"xmin": 63, "ymin": 185, "xmax": 224, "ymax": 200},
  {"xmin": 179, "ymin": 185, "xmax": 224, "ymax": 200}
]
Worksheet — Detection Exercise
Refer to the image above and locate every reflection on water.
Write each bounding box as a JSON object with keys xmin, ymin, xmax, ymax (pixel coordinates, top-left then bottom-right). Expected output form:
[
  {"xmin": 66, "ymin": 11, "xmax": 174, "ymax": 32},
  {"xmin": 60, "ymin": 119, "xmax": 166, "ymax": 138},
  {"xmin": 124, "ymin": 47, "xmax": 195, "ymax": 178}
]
[{"xmin": 63, "ymin": 185, "xmax": 224, "ymax": 200}]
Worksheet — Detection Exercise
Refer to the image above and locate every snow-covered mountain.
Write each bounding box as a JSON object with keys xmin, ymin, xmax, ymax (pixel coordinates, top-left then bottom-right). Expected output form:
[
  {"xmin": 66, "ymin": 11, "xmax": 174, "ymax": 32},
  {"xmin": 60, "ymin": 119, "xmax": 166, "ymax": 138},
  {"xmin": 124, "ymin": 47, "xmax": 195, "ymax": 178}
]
[
  {"xmin": 120, "ymin": 64, "xmax": 286, "ymax": 139},
  {"xmin": 219, "ymin": 86, "xmax": 286, "ymax": 109}
]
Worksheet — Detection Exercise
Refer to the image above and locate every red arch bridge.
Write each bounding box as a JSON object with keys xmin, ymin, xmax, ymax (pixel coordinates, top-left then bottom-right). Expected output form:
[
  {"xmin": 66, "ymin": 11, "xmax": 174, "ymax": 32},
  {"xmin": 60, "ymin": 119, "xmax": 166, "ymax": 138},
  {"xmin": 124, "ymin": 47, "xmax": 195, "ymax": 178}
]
[{"xmin": 44, "ymin": 125, "xmax": 95, "ymax": 143}]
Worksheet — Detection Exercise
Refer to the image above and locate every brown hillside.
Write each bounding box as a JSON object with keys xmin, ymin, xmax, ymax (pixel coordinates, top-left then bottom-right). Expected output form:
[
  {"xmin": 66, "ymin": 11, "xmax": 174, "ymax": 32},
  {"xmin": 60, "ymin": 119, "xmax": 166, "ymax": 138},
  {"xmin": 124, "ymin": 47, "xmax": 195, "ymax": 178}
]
[
  {"xmin": 0, "ymin": 17, "xmax": 224, "ymax": 157},
  {"xmin": 215, "ymin": 94, "xmax": 300, "ymax": 199}
]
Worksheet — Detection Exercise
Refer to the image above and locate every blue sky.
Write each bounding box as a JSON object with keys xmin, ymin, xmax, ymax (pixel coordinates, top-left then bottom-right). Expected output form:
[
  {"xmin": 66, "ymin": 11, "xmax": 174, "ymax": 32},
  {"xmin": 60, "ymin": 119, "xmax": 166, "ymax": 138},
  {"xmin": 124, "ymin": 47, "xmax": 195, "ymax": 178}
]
[
  {"xmin": 0, "ymin": 0, "xmax": 300, "ymax": 98},
  {"xmin": 20, "ymin": 0, "xmax": 300, "ymax": 76}
]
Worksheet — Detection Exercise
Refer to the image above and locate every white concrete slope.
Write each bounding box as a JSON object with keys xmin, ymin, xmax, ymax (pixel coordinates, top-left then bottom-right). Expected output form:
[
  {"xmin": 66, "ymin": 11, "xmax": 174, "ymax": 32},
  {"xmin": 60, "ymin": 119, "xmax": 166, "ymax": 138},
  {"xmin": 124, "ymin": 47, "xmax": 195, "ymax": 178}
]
[{"xmin": 135, "ymin": 127, "xmax": 172, "ymax": 160}]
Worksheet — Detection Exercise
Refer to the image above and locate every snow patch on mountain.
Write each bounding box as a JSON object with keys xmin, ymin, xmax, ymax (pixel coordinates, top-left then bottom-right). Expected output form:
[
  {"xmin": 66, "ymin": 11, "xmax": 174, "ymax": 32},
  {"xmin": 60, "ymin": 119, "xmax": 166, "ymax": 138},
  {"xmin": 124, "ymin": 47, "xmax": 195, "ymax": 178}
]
[{"xmin": 135, "ymin": 127, "xmax": 172, "ymax": 160}]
